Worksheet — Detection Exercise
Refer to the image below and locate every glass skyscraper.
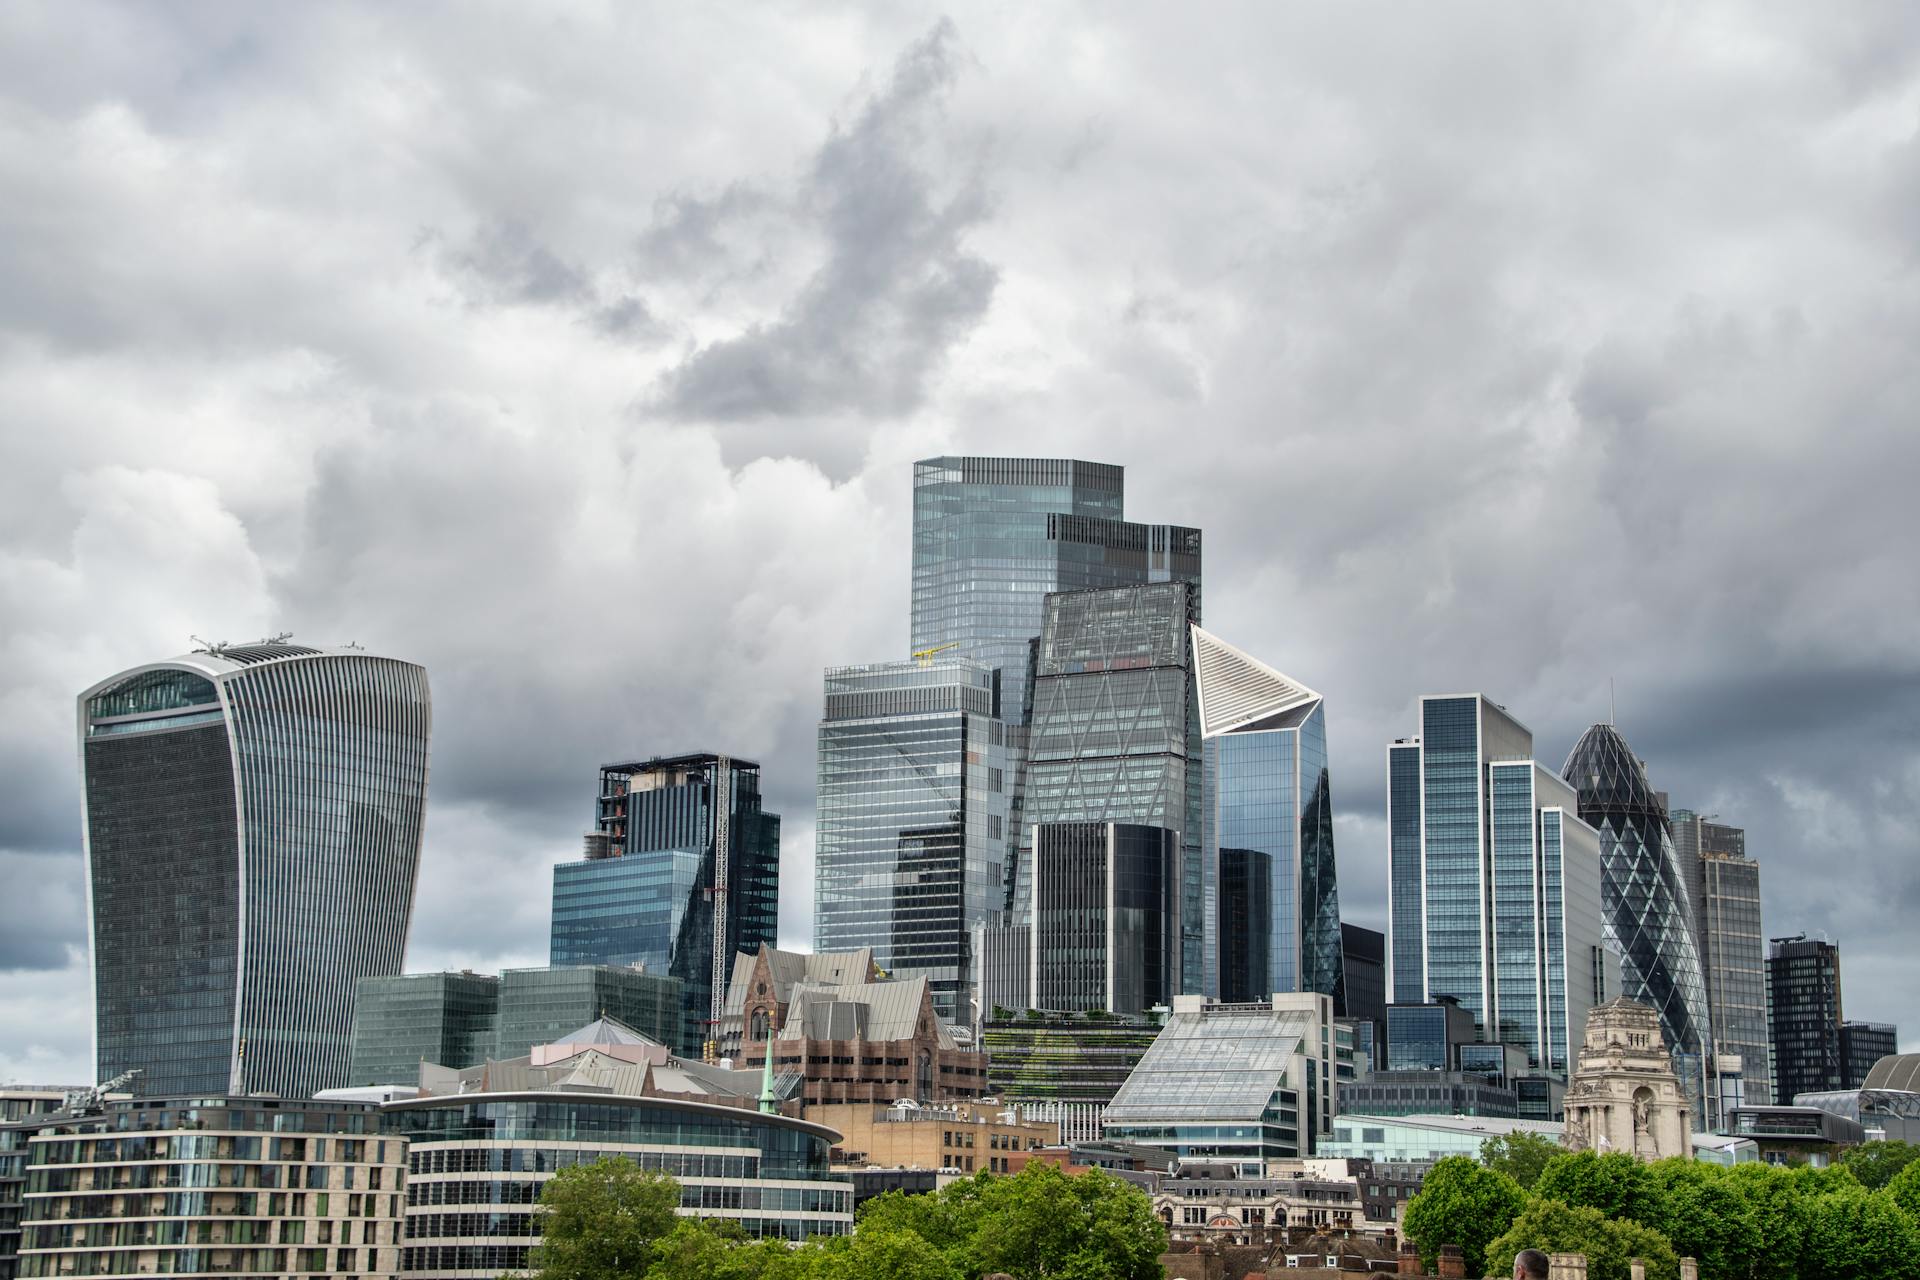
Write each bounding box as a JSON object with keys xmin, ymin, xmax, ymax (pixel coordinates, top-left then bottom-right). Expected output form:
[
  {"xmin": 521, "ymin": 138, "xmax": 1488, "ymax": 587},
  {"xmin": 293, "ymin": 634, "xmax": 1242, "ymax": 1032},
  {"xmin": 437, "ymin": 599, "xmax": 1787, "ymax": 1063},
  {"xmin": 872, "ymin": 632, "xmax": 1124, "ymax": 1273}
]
[
  {"xmin": 1386, "ymin": 695, "xmax": 1616, "ymax": 1075},
  {"xmin": 78, "ymin": 641, "xmax": 431, "ymax": 1098},
  {"xmin": 908, "ymin": 457, "xmax": 1201, "ymax": 912},
  {"xmin": 813, "ymin": 658, "xmax": 1010, "ymax": 1020},
  {"xmin": 1769, "ymin": 935, "xmax": 1843, "ymax": 1102},
  {"xmin": 550, "ymin": 752, "xmax": 779, "ymax": 1055},
  {"xmin": 1192, "ymin": 626, "xmax": 1344, "ymax": 1005},
  {"xmin": 1021, "ymin": 582, "xmax": 1204, "ymax": 990},
  {"xmin": 1562, "ymin": 723, "xmax": 1714, "ymax": 1122},
  {"xmin": 1672, "ymin": 809, "xmax": 1771, "ymax": 1107}
]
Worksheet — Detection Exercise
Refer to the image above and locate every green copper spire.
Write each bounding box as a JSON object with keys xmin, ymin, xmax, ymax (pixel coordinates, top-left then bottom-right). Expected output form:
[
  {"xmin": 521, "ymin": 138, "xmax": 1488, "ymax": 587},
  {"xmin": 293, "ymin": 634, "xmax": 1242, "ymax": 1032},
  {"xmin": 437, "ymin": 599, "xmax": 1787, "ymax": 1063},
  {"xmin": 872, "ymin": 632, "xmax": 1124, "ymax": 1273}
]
[{"xmin": 758, "ymin": 1040, "xmax": 779, "ymax": 1115}]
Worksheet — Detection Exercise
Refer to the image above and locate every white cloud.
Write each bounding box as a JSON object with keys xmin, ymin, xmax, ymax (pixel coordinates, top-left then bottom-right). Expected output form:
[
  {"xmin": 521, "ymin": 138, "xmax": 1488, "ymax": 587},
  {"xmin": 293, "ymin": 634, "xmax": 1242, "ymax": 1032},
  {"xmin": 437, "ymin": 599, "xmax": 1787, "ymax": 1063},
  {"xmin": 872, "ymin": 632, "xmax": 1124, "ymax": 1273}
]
[{"xmin": 2, "ymin": 2, "xmax": 1919, "ymax": 1070}]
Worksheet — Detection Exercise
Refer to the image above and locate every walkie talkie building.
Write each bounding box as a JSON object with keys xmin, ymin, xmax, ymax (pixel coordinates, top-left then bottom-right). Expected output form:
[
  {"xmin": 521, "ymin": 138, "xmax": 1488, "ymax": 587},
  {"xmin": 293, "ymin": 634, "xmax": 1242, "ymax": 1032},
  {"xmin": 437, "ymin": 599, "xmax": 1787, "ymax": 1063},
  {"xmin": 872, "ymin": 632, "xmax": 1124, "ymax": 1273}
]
[{"xmin": 78, "ymin": 640, "xmax": 430, "ymax": 1098}]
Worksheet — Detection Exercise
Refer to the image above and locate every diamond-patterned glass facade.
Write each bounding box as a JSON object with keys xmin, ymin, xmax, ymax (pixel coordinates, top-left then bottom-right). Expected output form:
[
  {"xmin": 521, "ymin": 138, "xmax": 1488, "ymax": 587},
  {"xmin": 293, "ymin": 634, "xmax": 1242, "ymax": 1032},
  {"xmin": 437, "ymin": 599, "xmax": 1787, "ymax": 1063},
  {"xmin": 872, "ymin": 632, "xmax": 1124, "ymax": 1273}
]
[
  {"xmin": 907, "ymin": 457, "xmax": 1200, "ymax": 919},
  {"xmin": 1562, "ymin": 723, "xmax": 1714, "ymax": 1120},
  {"xmin": 1020, "ymin": 582, "xmax": 1204, "ymax": 991}
]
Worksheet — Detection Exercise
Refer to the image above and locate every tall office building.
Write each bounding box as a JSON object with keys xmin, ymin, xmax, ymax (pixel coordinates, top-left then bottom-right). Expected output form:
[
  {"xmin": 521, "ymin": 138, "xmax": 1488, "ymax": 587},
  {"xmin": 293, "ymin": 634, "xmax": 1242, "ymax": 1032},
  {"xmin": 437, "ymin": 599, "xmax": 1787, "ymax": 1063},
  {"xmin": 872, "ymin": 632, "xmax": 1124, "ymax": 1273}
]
[
  {"xmin": 1192, "ymin": 626, "xmax": 1344, "ymax": 1005},
  {"xmin": 813, "ymin": 659, "xmax": 1010, "ymax": 1020},
  {"xmin": 1021, "ymin": 582, "xmax": 1204, "ymax": 989},
  {"xmin": 78, "ymin": 640, "xmax": 430, "ymax": 1098},
  {"xmin": 1029, "ymin": 821, "xmax": 1178, "ymax": 1014},
  {"xmin": 1339, "ymin": 924, "xmax": 1388, "ymax": 1070},
  {"xmin": 1769, "ymin": 936, "xmax": 1843, "ymax": 1102},
  {"xmin": 910, "ymin": 457, "xmax": 1202, "ymax": 727},
  {"xmin": 1672, "ymin": 810, "xmax": 1771, "ymax": 1106},
  {"xmin": 1386, "ymin": 695, "xmax": 1616, "ymax": 1076},
  {"xmin": 1841, "ymin": 1022, "xmax": 1900, "ymax": 1090},
  {"xmin": 908, "ymin": 457, "xmax": 1201, "ymax": 916},
  {"xmin": 1562, "ymin": 724, "xmax": 1714, "ymax": 1123},
  {"xmin": 551, "ymin": 752, "xmax": 779, "ymax": 1054}
]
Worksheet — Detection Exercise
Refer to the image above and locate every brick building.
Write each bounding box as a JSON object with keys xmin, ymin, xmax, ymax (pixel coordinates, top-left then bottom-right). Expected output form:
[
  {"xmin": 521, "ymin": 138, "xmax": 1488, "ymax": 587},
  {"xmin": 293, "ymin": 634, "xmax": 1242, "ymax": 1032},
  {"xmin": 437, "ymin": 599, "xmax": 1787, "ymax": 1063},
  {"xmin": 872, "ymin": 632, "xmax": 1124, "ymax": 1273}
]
[
  {"xmin": 807, "ymin": 1100, "xmax": 1056, "ymax": 1175},
  {"xmin": 726, "ymin": 945, "xmax": 991, "ymax": 1104}
]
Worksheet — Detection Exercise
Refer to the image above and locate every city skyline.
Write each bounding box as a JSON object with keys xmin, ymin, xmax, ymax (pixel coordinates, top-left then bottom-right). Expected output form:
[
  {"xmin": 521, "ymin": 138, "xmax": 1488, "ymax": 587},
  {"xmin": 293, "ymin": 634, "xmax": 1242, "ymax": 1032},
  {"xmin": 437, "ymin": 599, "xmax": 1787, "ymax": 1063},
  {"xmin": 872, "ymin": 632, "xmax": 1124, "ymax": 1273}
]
[{"xmin": 3, "ymin": 7, "xmax": 1918, "ymax": 1084}]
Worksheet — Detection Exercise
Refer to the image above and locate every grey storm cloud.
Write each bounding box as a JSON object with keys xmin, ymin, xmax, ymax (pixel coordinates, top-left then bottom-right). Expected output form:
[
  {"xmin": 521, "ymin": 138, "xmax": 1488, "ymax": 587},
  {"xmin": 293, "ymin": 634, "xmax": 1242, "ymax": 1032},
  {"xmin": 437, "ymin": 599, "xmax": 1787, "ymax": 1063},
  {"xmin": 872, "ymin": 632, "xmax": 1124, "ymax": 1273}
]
[
  {"xmin": 1, "ymin": 2, "xmax": 1918, "ymax": 1082},
  {"xmin": 654, "ymin": 19, "xmax": 998, "ymax": 421}
]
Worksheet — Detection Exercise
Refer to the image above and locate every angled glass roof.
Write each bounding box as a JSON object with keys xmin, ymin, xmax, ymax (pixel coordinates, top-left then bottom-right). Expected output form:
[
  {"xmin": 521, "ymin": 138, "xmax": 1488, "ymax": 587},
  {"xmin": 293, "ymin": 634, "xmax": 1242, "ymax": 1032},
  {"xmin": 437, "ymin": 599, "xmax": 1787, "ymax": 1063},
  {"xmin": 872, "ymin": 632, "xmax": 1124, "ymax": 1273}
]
[
  {"xmin": 1191, "ymin": 626, "xmax": 1319, "ymax": 737},
  {"xmin": 1104, "ymin": 1006, "xmax": 1313, "ymax": 1123}
]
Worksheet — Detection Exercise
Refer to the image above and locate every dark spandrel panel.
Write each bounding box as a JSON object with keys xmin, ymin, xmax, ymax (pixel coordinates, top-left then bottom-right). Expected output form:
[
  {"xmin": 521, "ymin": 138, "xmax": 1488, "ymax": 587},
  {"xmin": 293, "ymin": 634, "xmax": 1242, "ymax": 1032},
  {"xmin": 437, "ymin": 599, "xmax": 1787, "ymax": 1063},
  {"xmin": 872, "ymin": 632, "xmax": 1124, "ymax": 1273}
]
[{"xmin": 85, "ymin": 721, "xmax": 239, "ymax": 1097}]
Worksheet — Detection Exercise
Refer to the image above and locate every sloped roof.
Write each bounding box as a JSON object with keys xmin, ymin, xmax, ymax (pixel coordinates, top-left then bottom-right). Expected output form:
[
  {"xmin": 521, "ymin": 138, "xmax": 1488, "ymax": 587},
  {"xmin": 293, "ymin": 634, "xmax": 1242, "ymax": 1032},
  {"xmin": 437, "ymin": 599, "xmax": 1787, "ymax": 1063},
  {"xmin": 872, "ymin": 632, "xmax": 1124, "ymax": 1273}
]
[
  {"xmin": 551, "ymin": 1015, "xmax": 667, "ymax": 1049},
  {"xmin": 777, "ymin": 975, "xmax": 952, "ymax": 1048},
  {"xmin": 1190, "ymin": 626, "xmax": 1320, "ymax": 738},
  {"xmin": 1106, "ymin": 1005, "xmax": 1316, "ymax": 1124},
  {"xmin": 724, "ymin": 945, "xmax": 877, "ymax": 1015}
]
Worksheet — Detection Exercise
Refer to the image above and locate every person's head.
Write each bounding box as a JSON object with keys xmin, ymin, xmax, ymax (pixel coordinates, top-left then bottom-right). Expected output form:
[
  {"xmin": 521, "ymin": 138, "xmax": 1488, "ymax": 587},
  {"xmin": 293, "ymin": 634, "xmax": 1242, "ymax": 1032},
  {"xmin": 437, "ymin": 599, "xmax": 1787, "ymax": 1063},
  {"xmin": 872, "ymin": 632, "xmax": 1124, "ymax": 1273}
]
[{"xmin": 1514, "ymin": 1249, "xmax": 1550, "ymax": 1279}]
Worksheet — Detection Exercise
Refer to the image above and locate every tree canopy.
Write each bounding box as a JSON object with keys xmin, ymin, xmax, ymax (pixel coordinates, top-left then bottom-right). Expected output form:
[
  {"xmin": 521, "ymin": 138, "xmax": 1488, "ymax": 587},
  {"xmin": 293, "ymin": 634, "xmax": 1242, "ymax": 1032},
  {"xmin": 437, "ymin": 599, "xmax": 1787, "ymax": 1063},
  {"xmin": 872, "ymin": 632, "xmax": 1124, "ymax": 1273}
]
[
  {"xmin": 1840, "ymin": 1140, "xmax": 1920, "ymax": 1191},
  {"xmin": 1484, "ymin": 1198, "xmax": 1679, "ymax": 1280},
  {"xmin": 528, "ymin": 1156, "xmax": 682, "ymax": 1280},
  {"xmin": 1479, "ymin": 1131, "xmax": 1562, "ymax": 1190},
  {"xmin": 1402, "ymin": 1155, "xmax": 1527, "ymax": 1279}
]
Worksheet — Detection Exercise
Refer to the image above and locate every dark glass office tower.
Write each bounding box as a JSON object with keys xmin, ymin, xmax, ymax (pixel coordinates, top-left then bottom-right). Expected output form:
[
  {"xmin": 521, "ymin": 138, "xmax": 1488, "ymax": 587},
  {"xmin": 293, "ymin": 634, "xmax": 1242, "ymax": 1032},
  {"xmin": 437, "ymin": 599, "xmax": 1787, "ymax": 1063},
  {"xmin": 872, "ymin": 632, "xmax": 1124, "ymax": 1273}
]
[
  {"xmin": 1193, "ymin": 626, "xmax": 1344, "ymax": 1006},
  {"xmin": 1769, "ymin": 936, "xmax": 1843, "ymax": 1102},
  {"xmin": 78, "ymin": 641, "xmax": 430, "ymax": 1098},
  {"xmin": 1029, "ymin": 822, "xmax": 1176, "ymax": 1014},
  {"xmin": 908, "ymin": 457, "xmax": 1201, "ymax": 919},
  {"xmin": 1842, "ymin": 1022, "xmax": 1899, "ymax": 1089},
  {"xmin": 1672, "ymin": 809, "xmax": 1771, "ymax": 1107},
  {"xmin": 1562, "ymin": 723, "xmax": 1714, "ymax": 1121},
  {"xmin": 1021, "ymin": 582, "xmax": 1204, "ymax": 990},
  {"xmin": 813, "ymin": 659, "xmax": 1010, "ymax": 1021},
  {"xmin": 551, "ymin": 752, "xmax": 778, "ymax": 1055}
]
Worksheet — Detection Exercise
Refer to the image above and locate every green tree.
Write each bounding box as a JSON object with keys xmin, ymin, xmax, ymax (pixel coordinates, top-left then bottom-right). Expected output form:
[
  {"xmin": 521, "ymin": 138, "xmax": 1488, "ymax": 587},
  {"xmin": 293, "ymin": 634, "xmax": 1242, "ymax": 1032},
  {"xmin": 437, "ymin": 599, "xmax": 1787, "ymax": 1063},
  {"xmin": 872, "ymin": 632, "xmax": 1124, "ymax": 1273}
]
[
  {"xmin": 1401, "ymin": 1155, "xmax": 1527, "ymax": 1279},
  {"xmin": 528, "ymin": 1157, "xmax": 682, "ymax": 1280},
  {"xmin": 800, "ymin": 1227, "xmax": 963, "ymax": 1280},
  {"xmin": 1841, "ymin": 1140, "xmax": 1920, "ymax": 1191},
  {"xmin": 1718, "ymin": 1162, "xmax": 1814, "ymax": 1280},
  {"xmin": 1886, "ymin": 1156, "xmax": 1920, "ymax": 1221},
  {"xmin": 1484, "ymin": 1199, "xmax": 1679, "ymax": 1280},
  {"xmin": 640, "ymin": 1219, "xmax": 797, "ymax": 1280},
  {"xmin": 1642, "ymin": 1158, "xmax": 1763, "ymax": 1280},
  {"xmin": 1532, "ymin": 1150, "xmax": 1664, "ymax": 1224},
  {"xmin": 1479, "ymin": 1131, "xmax": 1563, "ymax": 1190},
  {"xmin": 1798, "ymin": 1188, "xmax": 1920, "ymax": 1280},
  {"xmin": 858, "ymin": 1163, "xmax": 1165, "ymax": 1280}
]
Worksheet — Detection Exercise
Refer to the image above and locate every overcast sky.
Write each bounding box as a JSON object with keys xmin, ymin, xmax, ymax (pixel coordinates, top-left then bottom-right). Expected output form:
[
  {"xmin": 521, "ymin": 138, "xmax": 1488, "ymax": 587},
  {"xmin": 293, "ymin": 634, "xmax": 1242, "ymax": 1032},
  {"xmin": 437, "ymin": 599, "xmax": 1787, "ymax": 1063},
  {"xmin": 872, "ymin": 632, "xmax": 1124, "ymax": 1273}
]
[{"xmin": 3, "ymin": 3, "xmax": 1918, "ymax": 1085}]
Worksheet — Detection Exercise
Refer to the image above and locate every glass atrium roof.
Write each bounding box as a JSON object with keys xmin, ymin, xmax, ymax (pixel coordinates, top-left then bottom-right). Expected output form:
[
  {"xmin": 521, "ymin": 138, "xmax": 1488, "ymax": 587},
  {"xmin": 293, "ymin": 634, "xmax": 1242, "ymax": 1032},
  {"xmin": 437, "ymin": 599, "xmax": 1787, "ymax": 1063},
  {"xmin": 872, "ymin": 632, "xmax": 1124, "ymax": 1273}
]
[{"xmin": 1104, "ymin": 1007, "xmax": 1313, "ymax": 1123}]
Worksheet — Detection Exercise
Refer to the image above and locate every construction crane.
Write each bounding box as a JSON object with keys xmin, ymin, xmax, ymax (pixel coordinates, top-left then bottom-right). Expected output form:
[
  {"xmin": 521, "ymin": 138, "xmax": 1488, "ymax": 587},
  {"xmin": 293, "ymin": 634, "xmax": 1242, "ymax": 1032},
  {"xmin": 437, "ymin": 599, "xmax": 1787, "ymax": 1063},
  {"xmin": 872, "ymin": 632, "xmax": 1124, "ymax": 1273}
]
[
  {"xmin": 912, "ymin": 642, "xmax": 960, "ymax": 667},
  {"xmin": 63, "ymin": 1069, "xmax": 141, "ymax": 1116}
]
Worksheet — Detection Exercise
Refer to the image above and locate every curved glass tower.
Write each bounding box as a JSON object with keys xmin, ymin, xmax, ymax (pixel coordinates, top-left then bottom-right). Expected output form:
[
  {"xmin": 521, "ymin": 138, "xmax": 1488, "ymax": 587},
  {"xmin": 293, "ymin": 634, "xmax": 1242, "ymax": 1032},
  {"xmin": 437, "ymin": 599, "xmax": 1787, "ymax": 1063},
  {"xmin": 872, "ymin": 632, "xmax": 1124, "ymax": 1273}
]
[
  {"xmin": 1561, "ymin": 723, "xmax": 1712, "ymax": 1119},
  {"xmin": 78, "ymin": 641, "xmax": 430, "ymax": 1098}
]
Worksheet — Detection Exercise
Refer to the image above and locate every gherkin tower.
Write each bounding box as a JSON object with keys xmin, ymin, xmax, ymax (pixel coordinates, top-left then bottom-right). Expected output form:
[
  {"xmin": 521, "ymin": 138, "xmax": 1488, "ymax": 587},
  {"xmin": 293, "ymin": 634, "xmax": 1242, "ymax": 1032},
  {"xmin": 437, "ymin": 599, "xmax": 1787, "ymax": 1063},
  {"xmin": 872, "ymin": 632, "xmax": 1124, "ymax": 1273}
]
[{"xmin": 1562, "ymin": 723, "xmax": 1715, "ymax": 1126}]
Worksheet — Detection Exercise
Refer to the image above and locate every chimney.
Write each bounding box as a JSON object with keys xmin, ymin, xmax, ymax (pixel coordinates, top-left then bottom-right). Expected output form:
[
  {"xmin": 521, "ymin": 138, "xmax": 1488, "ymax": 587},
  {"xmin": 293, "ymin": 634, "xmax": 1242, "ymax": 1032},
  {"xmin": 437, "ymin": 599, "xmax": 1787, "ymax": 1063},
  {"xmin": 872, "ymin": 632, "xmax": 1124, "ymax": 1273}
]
[
  {"xmin": 1397, "ymin": 1239, "xmax": 1424, "ymax": 1277},
  {"xmin": 1679, "ymin": 1262, "xmax": 1699, "ymax": 1280},
  {"xmin": 1549, "ymin": 1256, "xmax": 1588, "ymax": 1280},
  {"xmin": 1630, "ymin": 1262, "xmax": 1646, "ymax": 1280},
  {"xmin": 1437, "ymin": 1245, "xmax": 1466, "ymax": 1279}
]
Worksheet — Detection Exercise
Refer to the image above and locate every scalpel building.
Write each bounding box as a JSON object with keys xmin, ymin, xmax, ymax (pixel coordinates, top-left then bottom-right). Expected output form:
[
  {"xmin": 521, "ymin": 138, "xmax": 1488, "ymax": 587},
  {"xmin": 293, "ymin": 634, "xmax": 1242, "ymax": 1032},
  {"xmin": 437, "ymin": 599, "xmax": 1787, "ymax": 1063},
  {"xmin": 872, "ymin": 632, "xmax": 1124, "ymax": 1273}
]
[{"xmin": 78, "ymin": 640, "xmax": 431, "ymax": 1099}]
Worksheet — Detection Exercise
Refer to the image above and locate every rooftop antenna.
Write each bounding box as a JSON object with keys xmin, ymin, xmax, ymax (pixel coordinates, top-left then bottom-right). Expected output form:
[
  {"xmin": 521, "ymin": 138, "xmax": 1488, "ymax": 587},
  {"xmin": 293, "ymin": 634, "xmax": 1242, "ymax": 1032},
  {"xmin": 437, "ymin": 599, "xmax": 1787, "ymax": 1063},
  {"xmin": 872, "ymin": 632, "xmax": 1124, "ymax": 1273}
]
[{"xmin": 1608, "ymin": 677, "xmax": 1616, "ymax": 727}]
